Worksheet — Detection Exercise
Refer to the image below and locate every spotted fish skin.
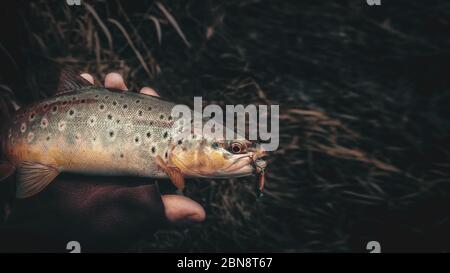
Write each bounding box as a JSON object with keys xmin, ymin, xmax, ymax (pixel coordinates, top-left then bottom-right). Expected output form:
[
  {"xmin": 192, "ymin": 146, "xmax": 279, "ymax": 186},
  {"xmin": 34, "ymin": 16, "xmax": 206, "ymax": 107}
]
[{"xmin": 5, "ymin": 87, "xmax": 177, "ymax": 178}]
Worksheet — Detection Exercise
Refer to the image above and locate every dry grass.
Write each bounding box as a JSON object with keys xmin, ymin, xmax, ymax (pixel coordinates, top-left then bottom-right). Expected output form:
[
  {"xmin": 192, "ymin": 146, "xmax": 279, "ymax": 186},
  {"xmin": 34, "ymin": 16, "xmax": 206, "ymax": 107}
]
[{"xmin": 2, "ymin": 0, "xmax": 450, "ymax": 252}]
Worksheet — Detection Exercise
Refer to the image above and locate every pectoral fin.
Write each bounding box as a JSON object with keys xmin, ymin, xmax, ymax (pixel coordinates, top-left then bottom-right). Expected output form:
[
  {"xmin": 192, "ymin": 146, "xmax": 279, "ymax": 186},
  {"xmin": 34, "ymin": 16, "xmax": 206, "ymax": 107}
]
[
  {"xmin": 16, "ymin": 162, "xmax": 59, "ymax": 199},
  {"xmin": 155, "ymin": 155, "xmax": 185, "ymax": 191}
]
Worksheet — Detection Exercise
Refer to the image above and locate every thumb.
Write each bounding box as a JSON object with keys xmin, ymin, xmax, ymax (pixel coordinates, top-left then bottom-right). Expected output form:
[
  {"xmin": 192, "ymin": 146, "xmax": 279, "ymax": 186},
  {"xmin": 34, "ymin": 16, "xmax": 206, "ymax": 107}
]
[{"xmin": 162, "ymin": 194, "xmax": 206, "ymax": 223}]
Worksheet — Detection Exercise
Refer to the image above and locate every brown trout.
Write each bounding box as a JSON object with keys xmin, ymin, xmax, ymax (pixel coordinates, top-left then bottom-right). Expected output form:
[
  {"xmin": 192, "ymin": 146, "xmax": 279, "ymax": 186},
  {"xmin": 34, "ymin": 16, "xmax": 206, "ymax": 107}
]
[{"xmin": 0, "ymin": 70, "xmax": 267, "ymax": 198}]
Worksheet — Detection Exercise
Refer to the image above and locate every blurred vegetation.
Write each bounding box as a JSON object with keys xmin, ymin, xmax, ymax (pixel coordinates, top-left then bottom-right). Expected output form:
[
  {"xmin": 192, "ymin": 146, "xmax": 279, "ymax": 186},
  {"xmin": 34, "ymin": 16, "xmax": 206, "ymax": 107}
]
[{"xmin": 1, "ymin": 0, "xmax": 450, "ymax": 252}]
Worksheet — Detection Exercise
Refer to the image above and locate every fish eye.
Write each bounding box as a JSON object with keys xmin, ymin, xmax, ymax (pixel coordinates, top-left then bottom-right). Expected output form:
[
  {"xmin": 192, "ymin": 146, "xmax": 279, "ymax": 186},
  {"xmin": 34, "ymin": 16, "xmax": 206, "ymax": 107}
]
[{"xmin": 230, "ymin": 142, "xmax": 245, "ymax": 154}]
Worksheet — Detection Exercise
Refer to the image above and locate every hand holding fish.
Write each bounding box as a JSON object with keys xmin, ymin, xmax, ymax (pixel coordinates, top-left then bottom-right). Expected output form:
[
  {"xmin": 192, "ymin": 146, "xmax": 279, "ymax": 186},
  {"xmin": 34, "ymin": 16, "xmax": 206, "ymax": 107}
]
[
  {"xmin": 0, "ymin": 72, "xmax": 205, "ymax": 251},
  {"xmin": 78, "ymin": 72, "xmax": 206, "ymax": 225},
  {"xmin": 0, "ymin": 68, "xmax": 267, "ymax": 251}
]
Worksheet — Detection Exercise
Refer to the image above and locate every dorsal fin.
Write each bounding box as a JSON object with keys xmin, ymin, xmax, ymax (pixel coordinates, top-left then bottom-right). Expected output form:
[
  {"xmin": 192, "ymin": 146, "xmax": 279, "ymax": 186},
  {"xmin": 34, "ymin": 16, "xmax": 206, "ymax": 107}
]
[{"xmin": 56, "ymin": 68, "xmax": 94, "ymax": 95}]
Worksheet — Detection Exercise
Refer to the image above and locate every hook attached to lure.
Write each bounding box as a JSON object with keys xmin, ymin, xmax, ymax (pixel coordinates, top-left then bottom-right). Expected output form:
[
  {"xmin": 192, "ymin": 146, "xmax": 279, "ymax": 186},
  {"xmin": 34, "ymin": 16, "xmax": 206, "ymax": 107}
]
[
  {"xmin": 249, "ymin": 147, "xmax": 267, "ymax": 200},
  {"xmin": 257, "ymin": 169, "xmax": 265, "ymax": 200}
]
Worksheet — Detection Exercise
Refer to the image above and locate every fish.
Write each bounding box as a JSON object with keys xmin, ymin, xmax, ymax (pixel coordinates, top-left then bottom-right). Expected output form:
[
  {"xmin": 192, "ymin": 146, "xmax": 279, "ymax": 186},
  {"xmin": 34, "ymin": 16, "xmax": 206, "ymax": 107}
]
[{"xmin": 0, "ymin": 69, "xmax": 267, "ymax": 199}]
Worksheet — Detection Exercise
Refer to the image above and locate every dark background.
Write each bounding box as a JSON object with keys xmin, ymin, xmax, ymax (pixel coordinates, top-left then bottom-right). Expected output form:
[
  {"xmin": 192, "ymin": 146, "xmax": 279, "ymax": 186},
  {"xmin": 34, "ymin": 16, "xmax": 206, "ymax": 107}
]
[{"xmin": 1, "ymin": 0, "xmax": 450, "ymax": 252}]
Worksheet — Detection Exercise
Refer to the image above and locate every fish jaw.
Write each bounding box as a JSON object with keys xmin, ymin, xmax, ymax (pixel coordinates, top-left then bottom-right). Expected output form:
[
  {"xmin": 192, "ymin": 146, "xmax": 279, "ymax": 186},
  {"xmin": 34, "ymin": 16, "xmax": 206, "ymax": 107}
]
[
  {"xmin": 217, "ymin": 152, "xmax": 267, "ymax": 178},
  {"xmin": 168, "ymin": 145, "xmax": 268, "ymax": 179}
]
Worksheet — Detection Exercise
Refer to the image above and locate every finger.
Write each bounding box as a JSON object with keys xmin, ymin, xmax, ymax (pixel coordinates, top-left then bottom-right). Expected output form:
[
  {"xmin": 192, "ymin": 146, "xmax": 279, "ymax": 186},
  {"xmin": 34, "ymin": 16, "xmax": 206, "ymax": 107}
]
[
  {"xmin": 140, "ymin": 87, "xmax": 159, "ymax": 97},
  {"xmin": 80, "ymin": 73, "xmax": 95, "ymax": 84},
  {"xmin": 105, "ymin": 72, "xmax": 128, "ymax": 91},
  {"xmin": 161, "ymin": 194, "xmax": 205, "ymax": 223}
]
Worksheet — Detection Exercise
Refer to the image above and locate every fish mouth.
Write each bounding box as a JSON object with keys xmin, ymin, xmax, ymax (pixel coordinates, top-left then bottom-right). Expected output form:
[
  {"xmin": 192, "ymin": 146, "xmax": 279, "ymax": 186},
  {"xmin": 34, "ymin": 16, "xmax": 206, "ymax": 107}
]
[
  {"xmin": 219, "ymin": 149, "xmax": 268, "ymax": 177},
  {"xmin": 220, "ymin": 149, "xmax": 268, "ymax": 195}
]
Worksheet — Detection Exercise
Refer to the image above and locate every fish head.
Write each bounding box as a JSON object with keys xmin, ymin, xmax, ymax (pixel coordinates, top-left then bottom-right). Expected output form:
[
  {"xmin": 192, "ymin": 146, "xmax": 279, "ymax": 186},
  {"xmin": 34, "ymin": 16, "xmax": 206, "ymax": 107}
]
[{"xmin": 168, "ymin": 138, "xmax": 268, "ymax": 178}]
